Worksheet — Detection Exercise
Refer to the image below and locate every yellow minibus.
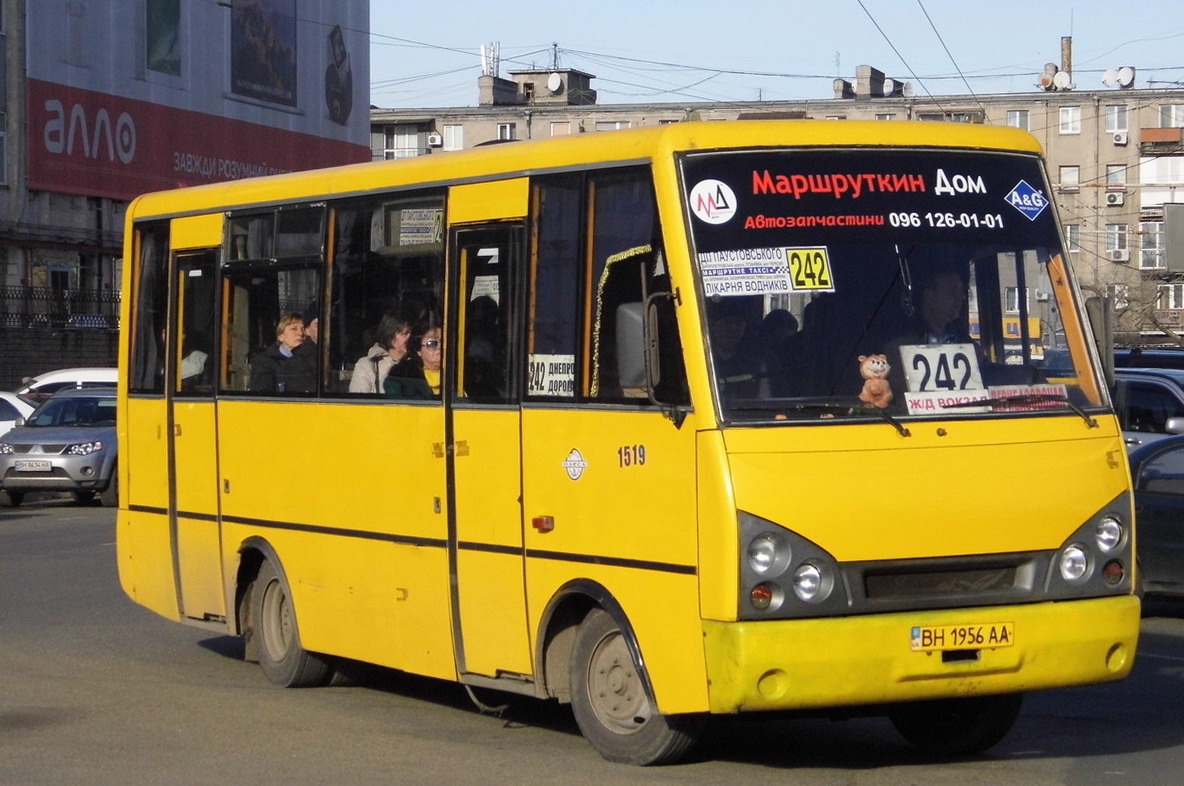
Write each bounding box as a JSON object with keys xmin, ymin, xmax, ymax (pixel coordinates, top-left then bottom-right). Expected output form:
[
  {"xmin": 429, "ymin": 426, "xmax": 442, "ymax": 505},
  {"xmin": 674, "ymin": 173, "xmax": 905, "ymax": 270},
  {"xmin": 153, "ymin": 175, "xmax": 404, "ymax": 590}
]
[{"xmin": 117, "ymin": 120, "xmax": 1139, "ymax": 765}]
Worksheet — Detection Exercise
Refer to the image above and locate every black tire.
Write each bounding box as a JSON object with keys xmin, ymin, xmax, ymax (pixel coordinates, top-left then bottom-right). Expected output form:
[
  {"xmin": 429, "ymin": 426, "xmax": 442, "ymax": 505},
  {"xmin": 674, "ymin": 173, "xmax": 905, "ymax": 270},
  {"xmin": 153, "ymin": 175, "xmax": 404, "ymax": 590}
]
[
  {"xmin": 1, "ymin": 490, "xmax": 24, "ymax": 508},
  {"xmin": 889, "ymin": 692, "xmax": 1023, "ymax": 757},
  {"xmin": 73, "ymin": 491, "xmax": 96, "ymax": 505},
  {"xmin": 252, "ymin": 557, "xmax": 333, "ymax": 687},
  {"xmin": 570, "ymin": 608, "xmax": 705, "ymax": 765},
  {"xmin": 98, "ymin": 469, "xmax": 118, "ymax": 508}
]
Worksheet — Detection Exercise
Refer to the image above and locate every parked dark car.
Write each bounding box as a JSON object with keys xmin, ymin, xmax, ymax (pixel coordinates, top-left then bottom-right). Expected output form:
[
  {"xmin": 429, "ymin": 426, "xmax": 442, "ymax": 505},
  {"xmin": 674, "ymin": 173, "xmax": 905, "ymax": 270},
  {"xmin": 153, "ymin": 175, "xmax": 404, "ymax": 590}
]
[
  {"xmin": 0, "ymin": 388, "xmax": 117, "ymax": 507},
  {"xmin": 1112, "ymin": 367, "xmax": 1184, "ymax": 450},
  {"xmin": 1130, "ymin": 435, "xmax": 1184, "ymax": 599},
  {"xmin": 1114, "ymin": 346, "xmax": 1184, "ymax": 371}
]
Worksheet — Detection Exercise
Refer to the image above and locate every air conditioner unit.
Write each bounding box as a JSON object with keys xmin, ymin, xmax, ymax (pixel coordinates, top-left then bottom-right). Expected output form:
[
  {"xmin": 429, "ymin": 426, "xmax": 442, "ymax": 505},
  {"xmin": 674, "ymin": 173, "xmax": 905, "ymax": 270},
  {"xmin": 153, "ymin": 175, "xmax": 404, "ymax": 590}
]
[
  {"xmin": 1105, "ymin": 191, "xmax": 1126, "ymax": 206},
  {"xmin": 426, "ymin": 133, "xmax": 443, "ymax": 147},
  {"xmin": 1108, "ymin": 249, "xmax": 1130, "ymax": 262},
  {"xmin": 1035, "ymin": 291, "xmax": 1050, "ymax": 301},
  {"xmin": 1113, "ymin": 131, "xmax": 1129, "ymax": 146}
]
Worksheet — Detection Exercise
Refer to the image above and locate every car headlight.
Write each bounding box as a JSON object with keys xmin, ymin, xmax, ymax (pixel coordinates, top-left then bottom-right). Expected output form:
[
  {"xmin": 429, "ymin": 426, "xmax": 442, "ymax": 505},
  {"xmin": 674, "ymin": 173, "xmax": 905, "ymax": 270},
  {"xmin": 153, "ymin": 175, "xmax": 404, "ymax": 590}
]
[
  {"xmin": 1095, "ymin": 516, "xmax": 1124, "ymax": 553},
  {"xmin": 66, "ymin": 441, "xmax": 104, "ymax": 456},
  {"xmin": 0, "ymin": 443, "xmax": 12, "ymax": 455}
]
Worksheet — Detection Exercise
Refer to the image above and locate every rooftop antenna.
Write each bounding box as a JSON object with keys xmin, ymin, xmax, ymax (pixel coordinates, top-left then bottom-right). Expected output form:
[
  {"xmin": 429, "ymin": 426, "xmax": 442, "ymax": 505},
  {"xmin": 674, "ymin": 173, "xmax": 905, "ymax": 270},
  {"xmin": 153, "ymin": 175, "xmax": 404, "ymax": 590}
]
[
  {"xmin": 480, "ymin": 42, "xmax": 500, "ymax": 78},
  {"xmin": 549, "ymin": 42, "xmax": 560, "ymax": 70}
]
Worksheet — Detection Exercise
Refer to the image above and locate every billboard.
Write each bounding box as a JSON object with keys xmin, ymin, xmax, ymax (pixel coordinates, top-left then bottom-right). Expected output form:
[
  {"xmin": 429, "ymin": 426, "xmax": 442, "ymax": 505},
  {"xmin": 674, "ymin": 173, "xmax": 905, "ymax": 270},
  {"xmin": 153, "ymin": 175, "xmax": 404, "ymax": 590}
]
[{"xmin": 26, "ymin": 0, "xmax": 370, "ymax": 201}]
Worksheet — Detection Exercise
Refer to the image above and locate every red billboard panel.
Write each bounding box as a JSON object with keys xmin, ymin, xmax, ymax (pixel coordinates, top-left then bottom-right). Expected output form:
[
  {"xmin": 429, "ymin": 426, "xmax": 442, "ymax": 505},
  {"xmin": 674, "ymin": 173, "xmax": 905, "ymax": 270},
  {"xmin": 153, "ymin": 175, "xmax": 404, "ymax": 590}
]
[
  {"xmin": 27, "ymin": 79, "xmax": 366, "ymax": 201},
  {"xmin": 26, "ymin": 0, "xmax": 369, "ymax": 201}
]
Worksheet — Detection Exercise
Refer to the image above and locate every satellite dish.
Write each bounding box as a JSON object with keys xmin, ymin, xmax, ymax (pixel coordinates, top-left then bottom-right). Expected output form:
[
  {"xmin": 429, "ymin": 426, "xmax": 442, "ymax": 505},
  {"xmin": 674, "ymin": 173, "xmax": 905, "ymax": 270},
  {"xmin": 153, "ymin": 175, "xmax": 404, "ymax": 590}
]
[
  {"xmin": 1053, "ymin": 70, "xmax": 1072, "ymax": 90},
  {"xmin": 882, "ymin": 78, "xmax": 896, "ymax": 96},
  {"xmin": 546, "ymin": 72, "xmax": 564, "ymax": 94},
  {"xmin": 901, "ymin": 81, "xmax": 914, "ymax": 98},
  {"xmin": 1117, "ymin": 66, "xmax": 1135, "ymax": 88},
  {"xmin": 1039, "ymin": 62, "xmax": 1059, "ymax": 90},
  {"xmin": 1102, "ymin": 68, "xmax": 1119, "ymax": 87}
]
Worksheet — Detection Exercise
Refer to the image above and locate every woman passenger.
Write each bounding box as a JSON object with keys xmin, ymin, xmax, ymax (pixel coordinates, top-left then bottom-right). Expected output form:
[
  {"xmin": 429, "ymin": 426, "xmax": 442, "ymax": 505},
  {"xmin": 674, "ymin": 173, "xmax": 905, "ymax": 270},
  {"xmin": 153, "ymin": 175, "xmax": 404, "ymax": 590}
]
[
  {"xmin": 250, "ymin": 313, "xmax": 317, "ymax": 393},
  {"xmin": 349, "ymin": 310, "xmax": 414, "ymax": 394},
  {"xmin": 384, "ymin": 326, "xmax": 442, "ymax": 399}
]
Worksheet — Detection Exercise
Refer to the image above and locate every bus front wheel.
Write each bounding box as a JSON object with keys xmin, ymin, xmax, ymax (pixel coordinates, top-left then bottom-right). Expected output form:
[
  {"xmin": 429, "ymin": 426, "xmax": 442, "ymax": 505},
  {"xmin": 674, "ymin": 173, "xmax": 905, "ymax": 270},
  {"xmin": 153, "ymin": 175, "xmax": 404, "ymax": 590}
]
[
  {"xmin": 252, "ymin": 558, "xmax": 332, "ymax": 688},
  {"xmin": 888, "ymin": 692, "xmax": 1023, "ymax": 756},
  {"xmin": 570, "ymin": 608, "xmax": 704, "ymax": 765}
]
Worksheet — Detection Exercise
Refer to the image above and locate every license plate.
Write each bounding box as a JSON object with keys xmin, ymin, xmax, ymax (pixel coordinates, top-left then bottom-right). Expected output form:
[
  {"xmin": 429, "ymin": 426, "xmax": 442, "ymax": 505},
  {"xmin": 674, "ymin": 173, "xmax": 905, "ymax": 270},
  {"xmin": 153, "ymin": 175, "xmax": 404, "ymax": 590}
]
[
  {"xmin": 910, "ymin": 622, "xmax": 1014, "ymax": 651},
  {"xmin": 14, "ymin": 459, "xmax": 52, "ymax": 472}
]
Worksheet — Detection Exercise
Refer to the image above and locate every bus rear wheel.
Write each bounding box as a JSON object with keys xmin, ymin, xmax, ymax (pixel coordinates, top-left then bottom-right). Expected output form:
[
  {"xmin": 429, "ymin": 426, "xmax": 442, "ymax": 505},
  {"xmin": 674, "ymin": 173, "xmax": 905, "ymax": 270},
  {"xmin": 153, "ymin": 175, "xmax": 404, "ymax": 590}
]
[
  {"xmin": 570, "ymin": 608, "xmax": 704, "ymax": 765},
  {"xmin": 253, "ymin": 558, "xmax": 332, "ymax": 688},
  {"xmin": 888, "ymin": 692, "xmax": 1023, "ymax": 757}
]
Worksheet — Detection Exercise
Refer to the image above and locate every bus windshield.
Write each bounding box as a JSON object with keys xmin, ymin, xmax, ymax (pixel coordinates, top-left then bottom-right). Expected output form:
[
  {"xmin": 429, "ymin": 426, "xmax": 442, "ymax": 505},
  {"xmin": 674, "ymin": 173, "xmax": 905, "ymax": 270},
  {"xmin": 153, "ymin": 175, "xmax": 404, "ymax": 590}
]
[{"xmin": 682, "ymin": 147, "xmax": 1102, "ymax": 424}]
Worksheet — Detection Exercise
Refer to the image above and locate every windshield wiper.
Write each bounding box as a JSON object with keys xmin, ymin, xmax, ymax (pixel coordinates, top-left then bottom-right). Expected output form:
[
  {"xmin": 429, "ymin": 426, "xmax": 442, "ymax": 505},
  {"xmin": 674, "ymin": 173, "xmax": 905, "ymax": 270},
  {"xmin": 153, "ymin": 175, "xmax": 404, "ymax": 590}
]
[
  {"xmin": 727, "ymin": 397, "xmax": 912, "ymax": 436},
  {"xmin": 941, "ymin": 394, "xmax": 1098, "ymax": 428}
]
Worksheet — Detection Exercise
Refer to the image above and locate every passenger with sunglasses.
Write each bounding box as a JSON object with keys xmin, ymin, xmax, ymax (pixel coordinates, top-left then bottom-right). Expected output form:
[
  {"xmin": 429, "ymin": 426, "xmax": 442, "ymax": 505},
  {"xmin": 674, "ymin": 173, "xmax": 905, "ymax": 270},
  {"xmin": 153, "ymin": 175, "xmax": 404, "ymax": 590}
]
[{"xmin": 384, "ymin": 326, "xmax": 442, "ymax": 400}]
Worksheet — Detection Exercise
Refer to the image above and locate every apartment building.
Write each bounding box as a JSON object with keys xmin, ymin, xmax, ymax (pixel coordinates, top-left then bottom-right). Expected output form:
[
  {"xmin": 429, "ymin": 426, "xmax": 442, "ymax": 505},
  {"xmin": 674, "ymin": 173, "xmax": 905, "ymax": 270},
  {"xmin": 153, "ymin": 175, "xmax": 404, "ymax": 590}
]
[{"xmin": 371, "ymin": 64, "xmax": 1184, "ymax": 342}]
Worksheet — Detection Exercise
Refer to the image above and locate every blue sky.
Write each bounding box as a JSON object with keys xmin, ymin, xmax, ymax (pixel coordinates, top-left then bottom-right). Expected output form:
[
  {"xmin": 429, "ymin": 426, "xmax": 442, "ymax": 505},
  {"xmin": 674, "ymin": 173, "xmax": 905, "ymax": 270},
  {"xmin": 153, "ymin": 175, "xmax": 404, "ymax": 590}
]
[{"xmin": 369, "ymin": 0, "xmax": 1184, "ymax": 108}]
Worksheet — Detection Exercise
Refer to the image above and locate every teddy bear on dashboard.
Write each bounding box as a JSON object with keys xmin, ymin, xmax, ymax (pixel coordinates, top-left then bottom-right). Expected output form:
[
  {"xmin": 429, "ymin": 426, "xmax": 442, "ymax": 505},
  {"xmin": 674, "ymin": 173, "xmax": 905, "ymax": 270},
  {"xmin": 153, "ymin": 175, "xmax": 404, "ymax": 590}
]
[{"xmin": 857, "ymin": 354, "xmax": 893, "ymax": 409}]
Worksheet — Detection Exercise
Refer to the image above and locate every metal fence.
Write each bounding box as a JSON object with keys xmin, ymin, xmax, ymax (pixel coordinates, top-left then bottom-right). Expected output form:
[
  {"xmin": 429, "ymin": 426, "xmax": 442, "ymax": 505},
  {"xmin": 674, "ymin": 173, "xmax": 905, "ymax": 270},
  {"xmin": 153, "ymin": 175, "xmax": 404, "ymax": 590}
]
[{"xmin": 0, "ymin": 286, "xmax": 121, "ymax": 330}]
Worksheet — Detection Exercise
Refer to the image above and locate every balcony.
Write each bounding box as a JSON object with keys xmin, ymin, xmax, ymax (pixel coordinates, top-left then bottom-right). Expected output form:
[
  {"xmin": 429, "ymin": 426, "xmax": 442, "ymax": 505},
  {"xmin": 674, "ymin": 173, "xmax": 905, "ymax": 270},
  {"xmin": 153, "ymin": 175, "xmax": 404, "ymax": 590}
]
[{"xmin": 1140, "ymin": 127, "xmax": 1184, "ymax": 156}]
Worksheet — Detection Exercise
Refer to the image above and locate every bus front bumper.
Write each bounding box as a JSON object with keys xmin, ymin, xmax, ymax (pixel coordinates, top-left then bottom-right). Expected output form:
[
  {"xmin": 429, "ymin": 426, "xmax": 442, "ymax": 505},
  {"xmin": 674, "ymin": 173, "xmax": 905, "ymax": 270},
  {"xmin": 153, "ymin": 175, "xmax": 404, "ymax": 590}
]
[{"xmin": 701, "ymin": 595, "xmax": 1139, "ymax": 714}]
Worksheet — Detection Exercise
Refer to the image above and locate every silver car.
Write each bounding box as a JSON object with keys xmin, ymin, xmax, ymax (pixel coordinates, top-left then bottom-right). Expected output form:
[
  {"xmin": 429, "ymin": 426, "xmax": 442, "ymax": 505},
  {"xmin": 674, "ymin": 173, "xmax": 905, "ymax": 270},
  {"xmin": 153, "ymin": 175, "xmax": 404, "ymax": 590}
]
[{"xmin": 0, "ymin": 388, "xmax": 117, "ymax": 507}]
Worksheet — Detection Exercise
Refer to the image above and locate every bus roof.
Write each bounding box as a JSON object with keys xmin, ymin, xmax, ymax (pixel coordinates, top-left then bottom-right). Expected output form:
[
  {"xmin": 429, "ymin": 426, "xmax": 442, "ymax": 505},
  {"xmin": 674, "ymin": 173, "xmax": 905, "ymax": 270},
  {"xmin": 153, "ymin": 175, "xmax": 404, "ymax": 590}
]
[{"xmin": 127, "ymin": 120, "xmax": 1045, "ymax": 221}]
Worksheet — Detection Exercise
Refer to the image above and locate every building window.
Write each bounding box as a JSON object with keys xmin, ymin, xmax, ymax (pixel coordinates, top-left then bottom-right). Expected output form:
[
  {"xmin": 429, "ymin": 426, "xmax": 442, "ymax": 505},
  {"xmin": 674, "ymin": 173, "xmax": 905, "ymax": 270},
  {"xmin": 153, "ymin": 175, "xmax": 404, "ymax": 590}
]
[
  {"xmin": 1005, "ymin": 287, "xmax": 1028, "ymax": 313},
  {"xmin": 1158, "ymin": 284, "xmax": 1184, "ymax": 310},
  {"xmin": 1105, "ymin": 223, "xmax": 1129, "ymax": 252},
  {"xmin": 443, "ymin": 124, "xmax": 463, "ymax": 151},
  {"xmin": 550, "ymin": 121, "xmax": 571, "ymax": 136},
  {"xmin": 1064, "ymin": 223, "xmax": 1081, "ymax": 252},
  {"xmin": 594, "ymin": 120, "xmax": 631, "ymax": 132},
  {"xmin": 497, "ymin": 123, "xmax": 516, "ymax": 141},
  {"xmin": 1105, "ymin": 105, "xmax": 1128, "ymax": 133},
  {"xmin": 917, "ymin": 112, "xmax": 944, "ymax": 122},
  {"xmin": 1106, "ymin": 164, "xmax": 1127, "ymax": 189},
  {"xmin": 383, "ymin": 126, "xmax": 420, "ymax": 159},
  {"xmin": 1058, "ymin": 165, "xmax": 1080, "ymax": 190},
  {"xmin": 1161, "ymin": 104, "xmax": 1184, "ymax": 128},
  {"xmin": 1142, "ymin": 221, "xmax": 1166, "ymax": 269},
  {"xmin": 1007, "ymin": 110, "xmax": 1030, "ymax": 130},
  {"xmin": 1059, "ymin": 106, "xmax": 1082, "ymax": 134},
  {"xmin": 875, "ymin": 113, "xmax": 896, "ymax": 121}
]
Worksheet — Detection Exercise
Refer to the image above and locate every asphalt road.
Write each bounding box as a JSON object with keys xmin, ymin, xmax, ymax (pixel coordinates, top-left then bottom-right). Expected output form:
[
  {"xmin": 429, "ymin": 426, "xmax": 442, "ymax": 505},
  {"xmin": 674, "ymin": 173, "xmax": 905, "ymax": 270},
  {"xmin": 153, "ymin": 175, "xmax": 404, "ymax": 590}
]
[{"xmin": 4, "ymin": 496, "xmax": 1184, "ymax": 785}]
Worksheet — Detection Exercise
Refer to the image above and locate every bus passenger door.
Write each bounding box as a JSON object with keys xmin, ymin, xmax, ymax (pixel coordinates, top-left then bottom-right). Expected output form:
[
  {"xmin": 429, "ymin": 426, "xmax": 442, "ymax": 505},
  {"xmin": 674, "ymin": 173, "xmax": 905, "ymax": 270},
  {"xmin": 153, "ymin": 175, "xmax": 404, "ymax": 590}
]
[
  {"xmin": 448, "ymin": 223, "xmax": 532, "ymax": 678},
  {"xmin": 169, "ymin": 246, "xmax": 224, "ymax": 621}
]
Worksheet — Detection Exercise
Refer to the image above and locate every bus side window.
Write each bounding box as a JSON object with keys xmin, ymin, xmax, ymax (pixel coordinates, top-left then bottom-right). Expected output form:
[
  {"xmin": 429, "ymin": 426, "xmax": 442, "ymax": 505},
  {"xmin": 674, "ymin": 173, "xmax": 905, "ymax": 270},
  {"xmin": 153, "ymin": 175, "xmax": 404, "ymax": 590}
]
[
  {"xmin": 175, "ymin": 251, "xmax": 217, "ymax": 396},
  {"xmin": 221, "ymin": 266, "xmax": 320, "ymax": 395},
  {"xmin": 528, "ymin": 170, "xmax": 686, "ymax": 405},
  {"xmin": 327, "ymin": 195, "xmax": 446, "ymax": 396},
  {"xmin": 129, "ymin": 222, "xmax": 169, "ymax": 395}
]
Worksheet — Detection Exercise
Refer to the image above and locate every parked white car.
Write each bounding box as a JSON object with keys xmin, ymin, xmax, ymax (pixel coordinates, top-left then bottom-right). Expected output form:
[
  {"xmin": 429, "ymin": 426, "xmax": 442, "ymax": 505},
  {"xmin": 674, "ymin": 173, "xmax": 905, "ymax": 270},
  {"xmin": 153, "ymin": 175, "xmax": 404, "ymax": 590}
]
[
  {"xmin": 14, "ymin": 367, "xmax": 117, "ymax": 404},
  {"xmin": 0, "ymin": 392, "xmax": 35, "ymax": 437}
]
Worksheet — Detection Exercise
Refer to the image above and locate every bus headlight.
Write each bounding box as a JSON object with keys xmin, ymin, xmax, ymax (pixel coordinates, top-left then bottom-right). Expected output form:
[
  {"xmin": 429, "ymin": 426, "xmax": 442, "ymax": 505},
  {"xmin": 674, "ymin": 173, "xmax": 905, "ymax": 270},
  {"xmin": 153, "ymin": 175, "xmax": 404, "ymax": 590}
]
[
  {"xmin": 738, "ymin": 511, "xmax": 848, "ymax": 619},
  {"xmin": 746, "ymin": 532, "xmax": 790, "ymax": 576},
  {"xmin": 1095, "ymin": 516, "xmax": 1124, "ymax": 553},
  {"xmin": 1059, "ymin": 544, "xmax": 1090, "ymax": 582},
  {"xmin": 792, "ymin": 562, "xmax": 821, "ymax": 601}
]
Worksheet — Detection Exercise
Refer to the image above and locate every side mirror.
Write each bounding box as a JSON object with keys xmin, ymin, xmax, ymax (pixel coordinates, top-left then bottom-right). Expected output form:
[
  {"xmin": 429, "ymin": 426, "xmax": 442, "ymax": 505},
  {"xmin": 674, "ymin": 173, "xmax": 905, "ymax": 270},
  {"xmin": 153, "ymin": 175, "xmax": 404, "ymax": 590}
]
[
  {"xmin": 1165, "ymin": 417, "xmax": 1184, "ymax": 436},
  {"xmin": 615, "ymin": 302, "xmax": 648, "ymax": 390},
  {"xmin": 1085, "ymin": 295, "xmax": 1114, "ymax": 389}
]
